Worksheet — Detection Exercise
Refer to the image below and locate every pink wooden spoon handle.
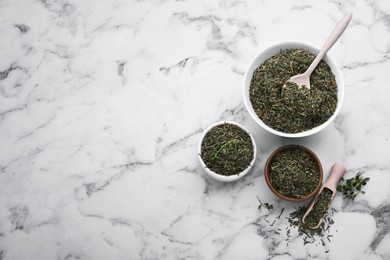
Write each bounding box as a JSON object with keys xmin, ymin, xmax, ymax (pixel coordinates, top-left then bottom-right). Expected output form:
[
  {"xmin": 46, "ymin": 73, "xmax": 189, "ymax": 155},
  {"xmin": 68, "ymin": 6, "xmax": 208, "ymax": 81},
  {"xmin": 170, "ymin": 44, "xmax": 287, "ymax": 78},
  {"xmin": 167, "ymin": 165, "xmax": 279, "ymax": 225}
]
[
  {"xmin": 305, "ymin": 13, "xmax": 353, "ymax": 76},
  {"xmin": 324, "ymin": 163, "xmax": 346, "ymax": 190}
]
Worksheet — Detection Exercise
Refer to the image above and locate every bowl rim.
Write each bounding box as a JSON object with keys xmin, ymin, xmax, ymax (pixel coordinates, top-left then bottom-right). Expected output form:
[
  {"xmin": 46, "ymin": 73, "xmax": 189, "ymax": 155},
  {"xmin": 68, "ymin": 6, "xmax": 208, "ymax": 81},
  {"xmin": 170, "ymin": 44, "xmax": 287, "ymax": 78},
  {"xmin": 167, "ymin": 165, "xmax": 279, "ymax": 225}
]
[
  {"xmin": 264, "ymin": 144, "xmax": 323, "ymax": 202},
  {"xmin": 243, "ymin": 40, "xmax": 345, "ymax": 138},
  {"xmin": 197, "ymin": 120, "xmax": 257, "ymax": 182}
]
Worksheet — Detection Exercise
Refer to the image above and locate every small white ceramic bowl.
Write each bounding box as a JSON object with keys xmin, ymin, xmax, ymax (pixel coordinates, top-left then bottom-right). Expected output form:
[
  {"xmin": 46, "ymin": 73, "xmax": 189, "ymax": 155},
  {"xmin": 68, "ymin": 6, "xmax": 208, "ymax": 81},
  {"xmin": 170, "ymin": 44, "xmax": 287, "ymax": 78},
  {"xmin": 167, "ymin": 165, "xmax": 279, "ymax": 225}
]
[
  {"xmin": 243, "ymin": 41, "xmax": 345, "ymax": 138},
  {"xmin": 197, "ymin": 121, "xmax": 257, "ymax": 182}
]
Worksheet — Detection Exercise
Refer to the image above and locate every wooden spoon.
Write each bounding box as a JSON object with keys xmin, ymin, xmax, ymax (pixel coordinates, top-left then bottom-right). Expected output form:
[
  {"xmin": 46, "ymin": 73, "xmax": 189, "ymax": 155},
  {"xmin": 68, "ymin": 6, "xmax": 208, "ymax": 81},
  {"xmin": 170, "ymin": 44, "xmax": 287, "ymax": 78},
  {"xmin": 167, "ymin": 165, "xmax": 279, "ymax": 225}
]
[{"xmin": 285, "ymin": 13, "xmax": 352, "ymax": 89}]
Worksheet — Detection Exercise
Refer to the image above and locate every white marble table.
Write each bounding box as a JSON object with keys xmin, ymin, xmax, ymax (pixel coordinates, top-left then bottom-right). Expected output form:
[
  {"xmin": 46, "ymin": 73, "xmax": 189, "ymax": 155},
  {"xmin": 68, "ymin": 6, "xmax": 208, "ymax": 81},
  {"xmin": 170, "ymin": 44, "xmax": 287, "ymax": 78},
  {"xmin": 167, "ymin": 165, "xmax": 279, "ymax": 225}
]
[{"xmin": 1, "ymin": 0, "xmax": 390, "ymax": 259}]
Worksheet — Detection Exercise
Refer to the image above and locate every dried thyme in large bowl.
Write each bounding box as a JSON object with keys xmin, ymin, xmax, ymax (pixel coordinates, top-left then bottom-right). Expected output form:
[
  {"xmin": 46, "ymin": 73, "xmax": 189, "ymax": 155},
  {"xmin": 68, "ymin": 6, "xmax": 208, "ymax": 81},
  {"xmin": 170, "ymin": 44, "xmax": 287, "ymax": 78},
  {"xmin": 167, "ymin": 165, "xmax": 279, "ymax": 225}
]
[{"xmin": 249, "ymin": 48, "xmax": 338, "ymax": 134}]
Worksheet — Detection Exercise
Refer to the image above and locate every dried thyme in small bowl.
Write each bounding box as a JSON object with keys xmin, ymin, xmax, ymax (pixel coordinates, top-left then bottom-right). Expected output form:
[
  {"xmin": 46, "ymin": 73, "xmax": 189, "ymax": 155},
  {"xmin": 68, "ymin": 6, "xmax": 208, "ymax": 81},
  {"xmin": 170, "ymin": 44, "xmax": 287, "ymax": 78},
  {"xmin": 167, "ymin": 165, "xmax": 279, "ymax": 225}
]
[
  {"xmin": 264, "ymin": 145, "xmax": 323, "ymax": 202},
  {"xmin": 198, "ymin": 121, "xmax": 256, "ymax": 182}
]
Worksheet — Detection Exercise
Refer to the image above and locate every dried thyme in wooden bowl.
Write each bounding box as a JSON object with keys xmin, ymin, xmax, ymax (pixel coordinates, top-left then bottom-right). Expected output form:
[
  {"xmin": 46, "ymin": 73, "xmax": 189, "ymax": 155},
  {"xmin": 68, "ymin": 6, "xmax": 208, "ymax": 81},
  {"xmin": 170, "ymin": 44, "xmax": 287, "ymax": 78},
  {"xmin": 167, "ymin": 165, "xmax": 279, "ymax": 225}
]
[{"xmin": 264, "ymin": 144, "xmax": 323, "ymax": 202}]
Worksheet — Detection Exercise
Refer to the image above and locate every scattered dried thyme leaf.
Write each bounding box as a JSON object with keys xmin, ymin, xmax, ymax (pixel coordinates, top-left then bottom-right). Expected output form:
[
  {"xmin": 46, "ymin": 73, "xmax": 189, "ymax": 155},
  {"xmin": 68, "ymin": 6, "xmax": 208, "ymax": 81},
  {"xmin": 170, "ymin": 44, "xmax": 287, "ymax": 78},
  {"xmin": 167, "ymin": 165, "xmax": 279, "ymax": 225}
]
[
  {"xmin": 200, "ymin": 123, "xmax": 254, "ymax": 176},
  {"xmin": 287, "ymin": 205, "xmax": 335, "ymax": 246},
  {"xmin": 249, "ymin": 48, "xmax": 338, "ymax": 133}
]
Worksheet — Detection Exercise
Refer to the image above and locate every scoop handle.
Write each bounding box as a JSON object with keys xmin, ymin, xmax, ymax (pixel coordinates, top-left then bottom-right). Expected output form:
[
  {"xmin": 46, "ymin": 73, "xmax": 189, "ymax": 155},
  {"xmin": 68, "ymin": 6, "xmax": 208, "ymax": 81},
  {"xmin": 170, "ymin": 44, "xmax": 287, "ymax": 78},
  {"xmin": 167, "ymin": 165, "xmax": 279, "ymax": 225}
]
[
  {"xmin": 324, "ymin": 163, "xmax": 346, "ymax": 190},
  {"xmin": 305, "ymin": 13, "xmax": 352, "ymax": 76}
]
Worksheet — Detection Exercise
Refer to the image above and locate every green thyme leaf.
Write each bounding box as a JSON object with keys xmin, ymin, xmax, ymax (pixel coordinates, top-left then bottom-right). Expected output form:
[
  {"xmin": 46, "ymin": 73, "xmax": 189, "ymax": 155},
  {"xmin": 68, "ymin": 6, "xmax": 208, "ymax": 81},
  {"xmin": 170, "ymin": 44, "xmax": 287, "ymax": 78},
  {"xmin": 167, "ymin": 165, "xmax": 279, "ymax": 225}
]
[
  {"xmin": 257, "ymin": 196, "xmax": 273, "ymax": 210},
  {"xmin": 337, "ymin": 171, "xmax": 369, "ymax": 200}
]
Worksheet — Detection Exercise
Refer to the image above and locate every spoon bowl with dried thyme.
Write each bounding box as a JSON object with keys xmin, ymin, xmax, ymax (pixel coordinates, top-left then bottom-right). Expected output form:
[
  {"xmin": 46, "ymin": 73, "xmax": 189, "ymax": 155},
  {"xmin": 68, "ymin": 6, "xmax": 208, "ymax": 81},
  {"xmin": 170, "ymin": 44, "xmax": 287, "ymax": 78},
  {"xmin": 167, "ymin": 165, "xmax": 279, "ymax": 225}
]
[
  {"xmin": 285, "ymin": 13, "xmax": 352, "ymax": 90},
  {"xmin": 243, "ymin": 41, "xmax": 345, "ymax": 138}
]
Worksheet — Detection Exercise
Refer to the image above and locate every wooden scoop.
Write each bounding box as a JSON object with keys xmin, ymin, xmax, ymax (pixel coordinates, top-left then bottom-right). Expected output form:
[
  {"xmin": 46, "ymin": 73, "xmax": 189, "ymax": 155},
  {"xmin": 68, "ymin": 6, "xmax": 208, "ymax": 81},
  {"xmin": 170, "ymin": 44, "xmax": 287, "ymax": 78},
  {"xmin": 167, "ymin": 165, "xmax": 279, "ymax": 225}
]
[{"xmin": 302, "ymin": 163, "xmax": 346, "ymax": 229}]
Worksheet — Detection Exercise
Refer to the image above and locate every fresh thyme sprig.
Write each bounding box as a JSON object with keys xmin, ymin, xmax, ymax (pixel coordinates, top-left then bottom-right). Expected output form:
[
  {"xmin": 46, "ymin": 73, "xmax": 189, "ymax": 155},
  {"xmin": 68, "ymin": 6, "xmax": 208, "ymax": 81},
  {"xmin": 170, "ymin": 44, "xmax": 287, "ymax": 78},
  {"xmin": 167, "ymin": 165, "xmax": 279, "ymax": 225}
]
[
  {"xmin": 337, "ymin": 171, "xmax": 369, "ymax": 200},
  {"xmin": 257, "ymin": 196, "xmax": 273, "ymax": 210},
  {"xmin": 211, "ymin": 139, "xmax": 238, "ymax": 160}
]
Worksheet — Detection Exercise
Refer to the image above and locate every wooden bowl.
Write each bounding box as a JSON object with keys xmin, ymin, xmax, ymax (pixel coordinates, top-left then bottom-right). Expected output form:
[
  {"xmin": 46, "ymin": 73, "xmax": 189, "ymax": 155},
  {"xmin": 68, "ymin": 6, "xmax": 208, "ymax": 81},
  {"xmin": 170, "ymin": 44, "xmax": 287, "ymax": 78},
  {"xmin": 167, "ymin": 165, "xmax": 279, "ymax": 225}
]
[{"xmin": 264, "ymin": 144, "xmax": 323, "ymax": 202}]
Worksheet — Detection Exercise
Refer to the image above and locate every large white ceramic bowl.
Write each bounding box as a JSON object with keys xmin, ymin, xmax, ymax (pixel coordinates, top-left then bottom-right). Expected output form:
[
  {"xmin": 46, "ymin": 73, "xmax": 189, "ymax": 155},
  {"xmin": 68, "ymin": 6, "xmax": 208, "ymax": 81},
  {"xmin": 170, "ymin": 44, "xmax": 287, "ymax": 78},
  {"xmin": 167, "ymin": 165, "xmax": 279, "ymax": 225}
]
[
  {"xmin": 243, "ymin": 41, "xmax": 345, "ymax": 138},
  {"xmin": 197, "ymin": 121, "xmax": 257, "ymax": 182}
]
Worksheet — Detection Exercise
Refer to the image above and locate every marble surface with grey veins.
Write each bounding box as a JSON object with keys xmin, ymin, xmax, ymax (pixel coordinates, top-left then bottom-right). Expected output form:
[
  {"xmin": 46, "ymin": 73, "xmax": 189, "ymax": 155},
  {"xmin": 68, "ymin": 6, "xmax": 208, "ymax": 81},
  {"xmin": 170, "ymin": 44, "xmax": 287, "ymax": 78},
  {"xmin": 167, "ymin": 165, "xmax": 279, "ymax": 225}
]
[{"xmin": 1, "ymin": 0, "xmax": 390, "ymax": 259}]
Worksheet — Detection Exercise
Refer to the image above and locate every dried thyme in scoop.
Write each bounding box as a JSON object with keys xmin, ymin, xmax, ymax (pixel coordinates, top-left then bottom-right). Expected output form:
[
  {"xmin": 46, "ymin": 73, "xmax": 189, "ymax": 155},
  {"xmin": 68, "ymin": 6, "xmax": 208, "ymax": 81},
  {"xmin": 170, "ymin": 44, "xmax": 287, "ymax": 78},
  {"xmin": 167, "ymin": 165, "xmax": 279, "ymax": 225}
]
[
  {"xmin": 249, "ymin": 48, "xmax": 338, "ymax": 133},
  {"xmin": 269, "ymin": 147, "xmax": 320, "ymax": 199},
  {"xmin": 200, "ymin": 123, "xmax": 254, "ymax": 176},
  {"xmin": 305, "ymin": 188, "xmax": 333, "ymax": 228}
]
